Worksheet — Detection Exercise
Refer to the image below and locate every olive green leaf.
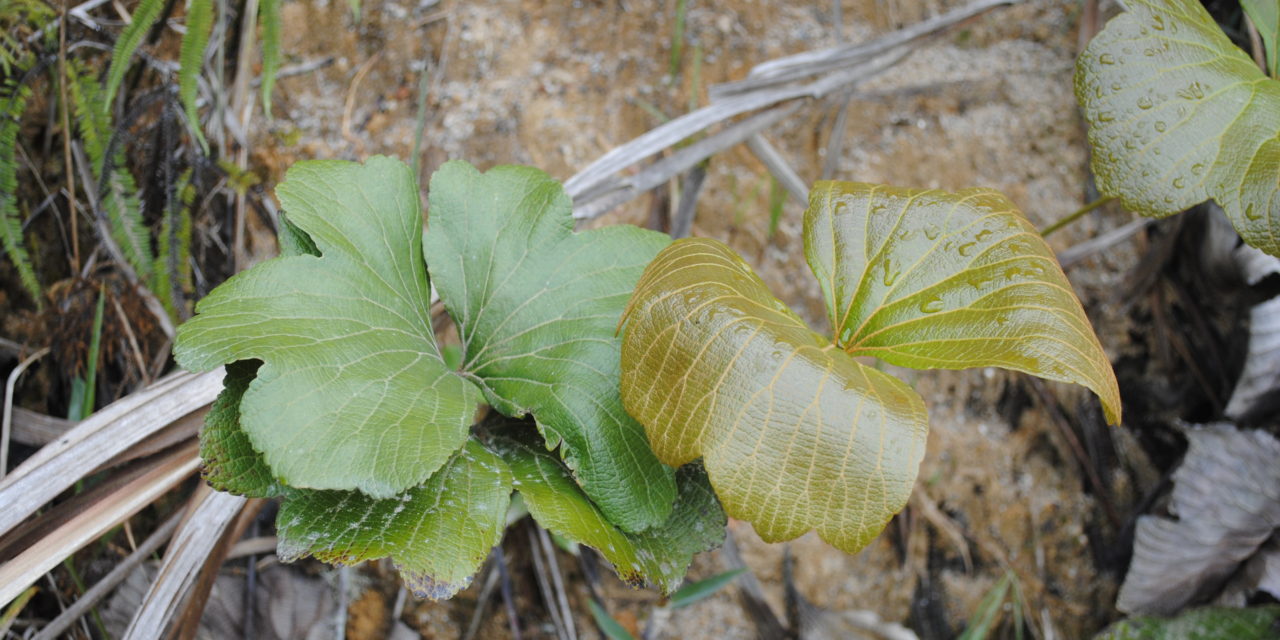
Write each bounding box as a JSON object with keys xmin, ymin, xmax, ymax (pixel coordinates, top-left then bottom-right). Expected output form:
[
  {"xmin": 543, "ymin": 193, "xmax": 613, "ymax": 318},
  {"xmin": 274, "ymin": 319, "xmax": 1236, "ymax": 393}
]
[
  {"xmin": 490, "ymin": 433, "xmax": 725, "ymax": 594},
  {"xmin": 276, "ymin": 440, "xmax": 512, "ymax": 600},
  {"xmin": 1094, "ymin": 605, "xmax": 1280, "ymax": 640},
  {"xmin": 621, "ymin": 182, "xmax": 1121, "ymax": 553},
  {"xmin": 424, "ymin": 161, "xmax": 676, "ymax": 533},
  {"xmin": 175, "ymin": 157, "xmax": 481, "ymax": 498},
  {"xmin": 806, "ymin": 182, "xmax": 1122, "ymax": 424},
  {"xmin": 620, "ymin": 238, "xmax": 929, "ymax": 553},
  {"xmin": 1243, "ymin": 0, "xmax": 1279, "ymax": 78},
  {"xmin": 199, "ymin": 360, "xmax": 283, "ymax": 498},
  {"xmin": 1075, "ymin": 0, "xmax": 1280, "ymax": 257}
]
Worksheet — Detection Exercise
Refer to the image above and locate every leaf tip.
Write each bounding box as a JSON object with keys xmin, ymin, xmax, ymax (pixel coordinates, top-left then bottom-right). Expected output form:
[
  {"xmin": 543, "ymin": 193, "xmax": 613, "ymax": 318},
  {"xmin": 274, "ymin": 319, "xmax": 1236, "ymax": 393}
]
[{"xmin": 401, "ymin": 570, "xmax": 475, "ymax": 601}]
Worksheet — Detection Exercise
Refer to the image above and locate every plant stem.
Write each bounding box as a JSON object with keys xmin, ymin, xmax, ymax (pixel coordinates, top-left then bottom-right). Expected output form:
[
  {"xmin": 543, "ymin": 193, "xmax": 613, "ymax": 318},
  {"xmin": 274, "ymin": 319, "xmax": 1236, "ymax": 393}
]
[
  {"xmin": 81, "ymin": 283, "xmax": 105, "ymax": 417},
  {"xmin": 58, "ymin": 8, "xmax": 78, "ymax": 274},
  {"xmin": 410, "ymin": 64, "xmax": 431, "ymax": 178},
  {"xmin": 667, "ymin": 0, "xmax": 687, "ymax": 82},
  {"xmin": 1039, "ymin": 196, "xmax": 1115, "ymax": 238}
]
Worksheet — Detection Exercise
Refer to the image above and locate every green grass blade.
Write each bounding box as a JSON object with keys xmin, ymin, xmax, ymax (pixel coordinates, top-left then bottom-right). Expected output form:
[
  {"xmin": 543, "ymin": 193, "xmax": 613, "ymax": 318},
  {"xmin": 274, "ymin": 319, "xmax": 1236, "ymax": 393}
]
[
  {"xmin": 766, "ymin": 177, "xmax": 785, "ymax": 238},
  {"xmin": 103, "ymin": 0, "xmax": 165, "ymax": 113},
  {"xmin": 81, "ymin": 283, "xmax": 106, "ymax": 417},
  {"xmin": 669, "ymin": 568, "xmax": 746, "ymax": 609},
  {"xmin": 687, "ymin": 44, "xmax": 702, "ymax": 112},
  {"xmin": 587, "ymin": 600, "xmax": 637, "ymax": 640},
  {"xmin": 66, "ymin": 377, "xmax": 85, "ymax": 420},
  {"xmin": 668, "ymin": 0, "xmax": 686, "ymax": 80},
  {"xmin": 259, "ymin": 0, "xmax": 281, "ymax": 117},
  {"xmin": 958, "ymin": 572, "xmax": 1012, "ymax": 640},
  {"xmin": 178, "ymin": 0, "xmax": 214, "ymax": 150},
  {"xmin": 0, "ymin": 585, "xmax": 37, "ymax": 636}
]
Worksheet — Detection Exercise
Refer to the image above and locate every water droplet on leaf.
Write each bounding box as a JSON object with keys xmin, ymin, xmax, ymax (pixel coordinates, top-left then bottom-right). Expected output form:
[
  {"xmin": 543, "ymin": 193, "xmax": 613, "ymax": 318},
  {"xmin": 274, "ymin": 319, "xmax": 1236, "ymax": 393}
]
[
  {"xmin": 881, "ymin": 258, "xmax": 899, "ymax": 286},
  {"xmin": 919, "ymin": 297, "xmax": 944, "ymax": 314}
]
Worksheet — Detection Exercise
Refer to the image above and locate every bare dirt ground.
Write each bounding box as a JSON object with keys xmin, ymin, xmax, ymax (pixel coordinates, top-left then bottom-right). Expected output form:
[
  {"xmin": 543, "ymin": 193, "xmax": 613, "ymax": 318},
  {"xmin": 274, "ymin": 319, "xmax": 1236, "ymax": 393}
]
[{"xmin": 239, "ymin": 0, "xmax": 1146, "ymax": 637}]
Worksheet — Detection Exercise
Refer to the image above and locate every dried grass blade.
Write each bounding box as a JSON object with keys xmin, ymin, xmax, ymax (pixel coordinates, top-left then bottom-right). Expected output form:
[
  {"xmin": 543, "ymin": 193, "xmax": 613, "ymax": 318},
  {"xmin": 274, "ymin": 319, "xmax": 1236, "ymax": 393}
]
[
  {"xmin": 0, "ymin": 369, "xmax": 222, "ymax": 537},
  {"xmin": 122, "ymin": 485, "xmax": 248, "ymax": 639},
  {"xmin": 0, "ymin": 442, "xmax": 199, "ymax": 605}
]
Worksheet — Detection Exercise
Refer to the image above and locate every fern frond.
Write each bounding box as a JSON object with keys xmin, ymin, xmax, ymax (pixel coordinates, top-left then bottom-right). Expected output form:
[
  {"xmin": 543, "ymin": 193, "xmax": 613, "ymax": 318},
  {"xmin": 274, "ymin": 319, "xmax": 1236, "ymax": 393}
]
[
  {"xmin": 259, "ymin": 0, "xmax": 281, "ymax": 118},
  {"xmin": 154, "ymin": 171, "xmax": 194, "ymax": 321},
  {"xmin": 0, "ymin": 77, "xmax": 40, "ymax": 306},
  {"xmin": 103, "ymin": 0, "xmax": 165, "ymax": 114},
  {"xmin": 68, "ymin": 62, "xmax": 153, "ymax": 278},
  {"xmin": 0, "ymin": 0, "xmax": 55, "ymax": 77},
  {"xmin": 178, "ymin": 0, "xmax": 214, "ymax": 151}
]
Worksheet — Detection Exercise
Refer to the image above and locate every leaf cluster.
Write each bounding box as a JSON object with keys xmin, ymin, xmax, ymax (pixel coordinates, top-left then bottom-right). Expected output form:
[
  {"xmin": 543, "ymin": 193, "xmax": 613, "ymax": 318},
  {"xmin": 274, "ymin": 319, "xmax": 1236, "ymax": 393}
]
[
  {"xmin": 176, "ymin": 157, "xmax": 726, "ymax": 597},
  {"xmin": 176, "ymin": 156, "xmax": 1123, "ymax": 596}
]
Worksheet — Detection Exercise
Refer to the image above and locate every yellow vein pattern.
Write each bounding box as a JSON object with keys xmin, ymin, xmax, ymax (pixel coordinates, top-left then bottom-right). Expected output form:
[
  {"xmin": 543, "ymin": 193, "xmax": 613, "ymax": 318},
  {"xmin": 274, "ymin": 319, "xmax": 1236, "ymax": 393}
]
[
  {"xmin": 425, "ymin": 161, "xmax": 676, "ymax": 534},
  {"xmin": 620, "ymin": 238, "xmax": 928, "ymax": 553},
  {"xmin": 1076, "ymin": 0, "xmax": 1280, "ymax": 257},
  {"xmin": 491, "ymin": 433, "xmax": 725, "ymax": 594},
  {"xmin": 276, "ymin": 440, "xmax": 512, "ymax": 600},
  {"xmin": 176, "ymin": 157, "xmax": 481, "ymax": 498},
  {"xmin": 805, "ymin": 182, "xmax": 1122, "ymax": 424}
]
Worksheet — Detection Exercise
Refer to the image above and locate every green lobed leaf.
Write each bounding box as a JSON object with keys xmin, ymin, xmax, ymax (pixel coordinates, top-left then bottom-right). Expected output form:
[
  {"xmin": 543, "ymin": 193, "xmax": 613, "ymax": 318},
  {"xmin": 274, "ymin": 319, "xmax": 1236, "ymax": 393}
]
[
  {"xmin": 424, "ymin": 160, "xmax": 677, "ymax": 533},
  {"xmin": 805, "ymin": 182, "xmax": 1121, "ymax": 424},
  {"xmin": 1243, "ymin": 0, "xmax": 1279, "ymax": 78},
  {"xmin": 1094, "ymin": 605, "xmax": 1280, "ymax": 640},
  {"xmin": 276, "ymin": 440, "xmax": 512, "ymax": 600},
  {"xmin": 620, "ymin": 238, "xmax": 928, "ymax": 553},
  {"xmin": 1075, "ymin": 0, "xmax": 1280, "ymax": 257},
  {"xmin": 199, "ymin": 361, "xmax": 284, "ymax": 497},
  {"xmin": 490, "ymin": 433, "xmax": 725, "ymax": 595},
  {"xmin": 175, "ymin": 156, "xmax": 481, "ymax": 498}
]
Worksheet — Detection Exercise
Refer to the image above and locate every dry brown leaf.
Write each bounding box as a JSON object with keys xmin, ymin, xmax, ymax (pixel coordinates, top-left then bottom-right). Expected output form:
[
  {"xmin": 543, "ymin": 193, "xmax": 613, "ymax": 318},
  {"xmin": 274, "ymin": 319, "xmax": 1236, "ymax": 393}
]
[{"xmin": 1117, "ymin": 423, "xmax": 1280, "ymax": 614}]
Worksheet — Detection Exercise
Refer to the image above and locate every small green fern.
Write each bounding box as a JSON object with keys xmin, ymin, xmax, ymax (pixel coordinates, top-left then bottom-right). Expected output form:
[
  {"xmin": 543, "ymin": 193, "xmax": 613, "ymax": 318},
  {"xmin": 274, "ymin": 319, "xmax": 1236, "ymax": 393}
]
[
  {"xmin": 69, "ymin": 62, "xmax": 153, "ymax": 280},
  {"xmin": 0, "ymin": 0, "xmax": 55, "ymax": 76},
  {"xmin": 0, "ymin": 76, "xmax": 41, "ymax": 306},
  {"xmin": 259, "ymin": 0, "xmax": 281, "ymax": 118},
  {"xmin": 178, "ymin": 0, "xmax": 214, "ymax": 151},
  {"xmin": 103, "ymin": 0, "xmax": 165, "ymax": 114}
]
